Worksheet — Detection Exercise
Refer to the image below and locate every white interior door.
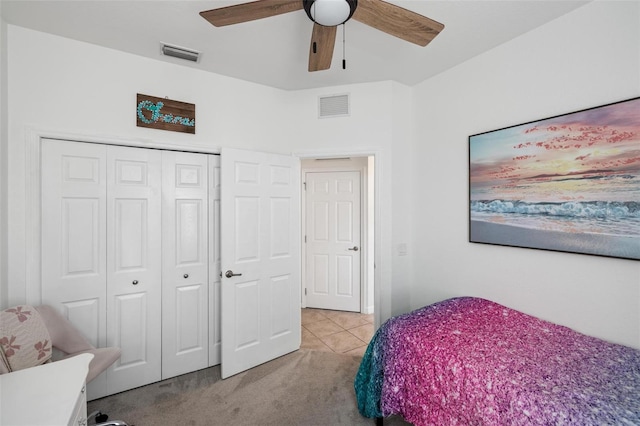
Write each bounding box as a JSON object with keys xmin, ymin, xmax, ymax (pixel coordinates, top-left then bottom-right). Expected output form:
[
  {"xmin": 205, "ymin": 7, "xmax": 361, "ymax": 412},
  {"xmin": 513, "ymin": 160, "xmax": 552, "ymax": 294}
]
[
  {"xmin": 41, "ymin": 140, "xmax": 164, "ymax": 399},
  {"xmin": 41, "ymin": 139, "xmax": 109, "ymax": 397},
  {"xmin": 106, "ymin": 145, "xmax": 162, "ymax": 395},
  {"xmin": 41, "ymin": 140, "xmax": 107, "ymax": 345},
  {"xmin": 305, "ymin": 171, "xmax": 361, "ymax": 312},
  {"xmin": 220, "ymin": 148, "xmax": 300, "ymax": 379},
  {"xmin": 161, "ymin": 151, "xmax": 209, "ymax": 379}
]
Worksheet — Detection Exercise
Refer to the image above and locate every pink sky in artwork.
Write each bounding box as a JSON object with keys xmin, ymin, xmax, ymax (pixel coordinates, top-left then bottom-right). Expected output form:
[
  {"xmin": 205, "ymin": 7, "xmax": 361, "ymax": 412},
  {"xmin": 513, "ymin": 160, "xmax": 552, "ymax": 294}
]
[{"xmin": 470, "ymin": 98, "xmax": 640, "ymax": 203}]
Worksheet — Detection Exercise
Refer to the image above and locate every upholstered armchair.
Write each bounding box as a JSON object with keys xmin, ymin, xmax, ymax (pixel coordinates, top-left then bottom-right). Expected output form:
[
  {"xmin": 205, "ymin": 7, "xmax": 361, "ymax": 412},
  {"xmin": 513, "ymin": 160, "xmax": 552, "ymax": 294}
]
[{"xmin": 0, "ymin": 305, "xmax": 125, "ymax": 425}]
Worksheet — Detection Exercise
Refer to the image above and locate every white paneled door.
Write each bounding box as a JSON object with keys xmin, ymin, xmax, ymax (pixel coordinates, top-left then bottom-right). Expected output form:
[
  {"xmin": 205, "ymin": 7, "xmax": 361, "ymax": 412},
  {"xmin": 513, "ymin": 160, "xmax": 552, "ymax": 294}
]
[
  {"xmin": 41, "ymin": 140, "xmax": 163, "ymax": 399},
  {"xmin": 41, "ymin": 139, "xmax": 108, "ymax": 357},
  {"xmin": 305, "ymin": 171, "xmax": 361, "ymax": 312},
  {"xmin": 106, "ymin": 146, "xmax": 162, "ymax": 395},
  {"xmin": 220, "ymin": 148, "xmax": 301, "ymax": 379},
  {"xmin": 161, "ymin": 151, "xmax": 210, "ymax": 379},
  {"xmin": 42, "ymin": 140, "xmax": 296, "ymax": 392}
]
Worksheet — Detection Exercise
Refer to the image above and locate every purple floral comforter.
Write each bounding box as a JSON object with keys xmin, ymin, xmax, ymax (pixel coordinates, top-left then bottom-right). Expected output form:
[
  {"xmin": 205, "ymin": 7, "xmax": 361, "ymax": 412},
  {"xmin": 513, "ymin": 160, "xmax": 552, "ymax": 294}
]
[{"xmin": 355, "ymin": 297, "xmax": 640, "ymax": 425}]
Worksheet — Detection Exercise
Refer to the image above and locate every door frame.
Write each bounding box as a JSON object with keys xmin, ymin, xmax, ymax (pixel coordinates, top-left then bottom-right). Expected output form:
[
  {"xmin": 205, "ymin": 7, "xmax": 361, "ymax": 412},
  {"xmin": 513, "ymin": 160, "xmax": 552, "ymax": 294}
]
[
  {"xmin": 300, "ymin": 157, "xmax": 371, "ymax": 314},
  {"xmin": 295, "ymin": 148, "xmax": 382, "ymax": 329}
]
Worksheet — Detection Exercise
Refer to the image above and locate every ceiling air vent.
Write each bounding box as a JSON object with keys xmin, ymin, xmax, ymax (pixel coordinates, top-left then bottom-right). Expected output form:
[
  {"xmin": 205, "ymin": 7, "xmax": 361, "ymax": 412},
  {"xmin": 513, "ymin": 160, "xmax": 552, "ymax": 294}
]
[
  {"xmin": 318, "ymin": 94, "xmax": 350, "ymax": 118},
  {"xmin": 161, "ymin": 43, "xmax": 200, "ymax": 63}
]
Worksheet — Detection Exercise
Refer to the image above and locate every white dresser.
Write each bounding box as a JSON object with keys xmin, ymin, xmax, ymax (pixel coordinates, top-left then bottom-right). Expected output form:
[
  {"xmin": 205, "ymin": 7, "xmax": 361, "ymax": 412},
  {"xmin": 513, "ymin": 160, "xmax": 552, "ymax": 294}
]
[{"xmin": 0, "ymin": 353, "xmax": 93, "ymax": 426}]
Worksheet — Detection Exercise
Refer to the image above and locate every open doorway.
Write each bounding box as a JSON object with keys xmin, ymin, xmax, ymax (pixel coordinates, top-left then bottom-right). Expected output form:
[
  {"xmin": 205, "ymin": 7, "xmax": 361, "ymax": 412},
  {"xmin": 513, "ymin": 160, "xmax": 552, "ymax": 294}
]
[{"xmin": 300, "ymin": 156, "xmax": 375, "ymax": 355}]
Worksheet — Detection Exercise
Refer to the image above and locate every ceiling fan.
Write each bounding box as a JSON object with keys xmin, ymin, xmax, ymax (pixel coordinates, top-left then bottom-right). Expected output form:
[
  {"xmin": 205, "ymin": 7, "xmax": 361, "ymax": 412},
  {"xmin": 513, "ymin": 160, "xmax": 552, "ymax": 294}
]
[{"xmin": 200, "ymin": 0, "xmax": 444, "ymax": 72}]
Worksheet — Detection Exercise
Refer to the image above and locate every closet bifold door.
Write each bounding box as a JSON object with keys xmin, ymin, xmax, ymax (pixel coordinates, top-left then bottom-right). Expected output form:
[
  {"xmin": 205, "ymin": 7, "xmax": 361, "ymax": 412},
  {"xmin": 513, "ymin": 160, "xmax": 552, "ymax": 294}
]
[
  {"xmin": 41, "ymin": 140, "xmax": 163, "ymax": 400},
  {"xmin": 41, "ymin": 140, "xmax": 108, "ymax": 398},
  {"xmin": 105, "ymin": 145, "xmax": 162, "ymax": 395},
  {"xmin": 161, "ymin": 151, "xmax": 210, "ymax": 379}
]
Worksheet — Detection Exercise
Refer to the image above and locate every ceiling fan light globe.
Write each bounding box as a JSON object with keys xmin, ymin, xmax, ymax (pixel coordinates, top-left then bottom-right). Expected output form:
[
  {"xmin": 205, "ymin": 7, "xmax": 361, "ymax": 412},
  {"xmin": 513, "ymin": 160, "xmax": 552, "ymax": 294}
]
[{"xmin": 310, "ymin": 0, "xmax": 352, "ymax": 26}]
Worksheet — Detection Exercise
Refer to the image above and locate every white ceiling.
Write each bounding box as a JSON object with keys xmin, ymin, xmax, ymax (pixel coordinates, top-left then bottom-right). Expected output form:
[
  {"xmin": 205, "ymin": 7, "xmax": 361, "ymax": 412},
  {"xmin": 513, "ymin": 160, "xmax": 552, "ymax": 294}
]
[{"xmin": 0, "ymin": 0, "xmax": 590, "ymax": 91}]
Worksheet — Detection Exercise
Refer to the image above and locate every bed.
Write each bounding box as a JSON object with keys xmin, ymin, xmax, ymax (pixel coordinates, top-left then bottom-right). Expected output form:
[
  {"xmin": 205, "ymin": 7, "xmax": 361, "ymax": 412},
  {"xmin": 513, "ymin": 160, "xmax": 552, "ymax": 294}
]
[{"xmin": 354, "ymin": 297, "xmax": 640, "ymax": 425}]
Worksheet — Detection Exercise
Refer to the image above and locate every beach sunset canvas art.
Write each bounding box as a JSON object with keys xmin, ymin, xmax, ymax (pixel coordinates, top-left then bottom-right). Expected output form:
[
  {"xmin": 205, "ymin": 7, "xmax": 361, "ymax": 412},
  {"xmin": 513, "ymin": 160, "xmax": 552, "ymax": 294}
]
[{"xmin": 469, "ymin": 97, "xmax": 640, "ymax": 260}]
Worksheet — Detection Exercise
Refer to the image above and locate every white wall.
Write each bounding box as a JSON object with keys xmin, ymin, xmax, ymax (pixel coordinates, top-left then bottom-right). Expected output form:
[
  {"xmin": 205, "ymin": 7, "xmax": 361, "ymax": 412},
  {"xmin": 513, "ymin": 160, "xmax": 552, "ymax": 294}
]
[
  {"xmin": 3, "ymin": 26, "xmax": 407, "ymax": 326},
  {"xmin": 6, "ymin": 1, "xmax": 637, "ymax": 349},
  {"xmin": 0, "ymin": 13, "xmax": 7, "ymax": 309},
  {"xmin": 390, "ymin": 84, "xmax": 415, "ymax": 315},
  {"xmin": 4, "ymin": 25, "xmax": 286, "ymax": 305},
  {"xmin": 286, "ymin": 81, "xmax": 416, "ymax": 321},
  {"xmin": 412, "ymin": 0, "xmax": 640, "ymax": 349}
]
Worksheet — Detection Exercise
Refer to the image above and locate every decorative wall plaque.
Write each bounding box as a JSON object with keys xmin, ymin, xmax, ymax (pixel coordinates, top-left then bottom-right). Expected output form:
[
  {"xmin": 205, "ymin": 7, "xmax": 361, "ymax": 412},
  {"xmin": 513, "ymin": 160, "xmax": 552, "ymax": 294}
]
[{"xmin": 136, "ymin": 93, "xmax": 195, "ymax": 134}]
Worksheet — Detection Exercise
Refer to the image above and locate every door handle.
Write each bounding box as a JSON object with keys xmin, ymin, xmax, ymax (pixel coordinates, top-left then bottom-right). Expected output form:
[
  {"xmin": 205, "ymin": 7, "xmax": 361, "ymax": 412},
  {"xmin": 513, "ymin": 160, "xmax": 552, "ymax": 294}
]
[
  {"xmin": 348, "ymin": 246, "xmax": 359, "ymax": 251},
  {"xmin": 225, "ymin": 270, "xmax": 242, "ymax": 278}
]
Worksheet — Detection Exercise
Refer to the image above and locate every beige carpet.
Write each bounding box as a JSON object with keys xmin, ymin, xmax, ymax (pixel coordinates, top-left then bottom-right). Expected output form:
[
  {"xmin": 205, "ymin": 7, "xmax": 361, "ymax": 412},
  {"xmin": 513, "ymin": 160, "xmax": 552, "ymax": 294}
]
[{"xmin": 88, "ymin": 349, "xmax": 410, "ymax": 426}]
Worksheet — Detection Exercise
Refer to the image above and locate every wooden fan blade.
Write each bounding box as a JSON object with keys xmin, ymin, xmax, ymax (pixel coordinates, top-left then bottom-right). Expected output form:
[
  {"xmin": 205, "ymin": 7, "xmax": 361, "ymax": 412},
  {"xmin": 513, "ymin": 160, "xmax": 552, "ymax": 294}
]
[
  {"xmin": 200, "ymin": 0, "xmax": 302, "ymax": 27},
  {"xmin": 352, "ymin": 0, "xmax": 444, "ymax": 46},
  {"xmin": 308, "ymin": 23, "xmax": 337, "ymax": 72}
]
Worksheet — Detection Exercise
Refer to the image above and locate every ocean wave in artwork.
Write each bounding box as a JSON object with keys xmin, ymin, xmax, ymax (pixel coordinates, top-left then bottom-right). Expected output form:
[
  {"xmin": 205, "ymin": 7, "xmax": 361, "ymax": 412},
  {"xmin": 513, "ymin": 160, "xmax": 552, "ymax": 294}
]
[{"xmin": 470, "ymin": 200, "xmax": 640, "ymax": 236}]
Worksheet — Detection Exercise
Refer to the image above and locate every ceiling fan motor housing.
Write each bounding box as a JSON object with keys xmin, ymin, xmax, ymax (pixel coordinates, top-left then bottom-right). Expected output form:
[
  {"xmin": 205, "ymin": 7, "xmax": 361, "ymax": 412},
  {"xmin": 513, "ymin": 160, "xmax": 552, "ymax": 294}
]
[{"xmin": 303, "ymin": 0, "xmax": 358, "ymax": 27}]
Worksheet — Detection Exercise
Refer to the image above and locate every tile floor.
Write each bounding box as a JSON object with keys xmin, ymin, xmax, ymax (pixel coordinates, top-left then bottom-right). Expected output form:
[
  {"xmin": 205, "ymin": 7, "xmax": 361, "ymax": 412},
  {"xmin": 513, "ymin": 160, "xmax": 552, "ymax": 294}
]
[{"xmin": 301, "ymin": 308, "xmax": 374, "ymax": 356}]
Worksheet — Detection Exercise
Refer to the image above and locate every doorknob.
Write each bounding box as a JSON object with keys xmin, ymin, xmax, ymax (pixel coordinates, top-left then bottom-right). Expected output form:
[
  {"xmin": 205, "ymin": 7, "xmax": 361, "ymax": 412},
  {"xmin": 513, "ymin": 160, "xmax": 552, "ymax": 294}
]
[
  {"xmin": 348, "ymin": 246, "xmax": 359, "ymax": 251},
  {"xmin": 225, "ymin": 270, "xmax": 242, "ymax": 278}
]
